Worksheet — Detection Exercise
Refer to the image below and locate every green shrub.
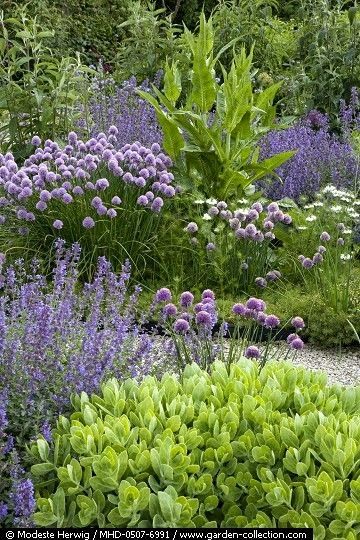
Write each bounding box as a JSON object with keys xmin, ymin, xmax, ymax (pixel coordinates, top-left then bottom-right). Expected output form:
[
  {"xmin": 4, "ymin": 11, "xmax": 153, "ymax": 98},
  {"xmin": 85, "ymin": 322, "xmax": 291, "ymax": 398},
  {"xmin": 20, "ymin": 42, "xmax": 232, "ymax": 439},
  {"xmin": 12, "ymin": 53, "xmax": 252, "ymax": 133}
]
[{"xmin": 31, "ymin": 361, "xmax": 360, "ymax": 534}]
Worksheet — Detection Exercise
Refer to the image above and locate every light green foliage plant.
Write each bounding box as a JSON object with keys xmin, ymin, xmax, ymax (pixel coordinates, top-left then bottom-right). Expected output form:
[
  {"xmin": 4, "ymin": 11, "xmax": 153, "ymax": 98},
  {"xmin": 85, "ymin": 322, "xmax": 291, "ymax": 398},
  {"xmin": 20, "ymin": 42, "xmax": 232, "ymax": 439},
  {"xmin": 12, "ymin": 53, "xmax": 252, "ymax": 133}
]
[
  {"xmin": 0, "ymin": 9, "xmax": 89, "ymax": 158},
  {"xmin": 138, "ymin": 13, "xmax": 294, "ymax": 200},
  {"xmin": 31, "ymin": 360, "xmax": 360, "ymax": 534}
]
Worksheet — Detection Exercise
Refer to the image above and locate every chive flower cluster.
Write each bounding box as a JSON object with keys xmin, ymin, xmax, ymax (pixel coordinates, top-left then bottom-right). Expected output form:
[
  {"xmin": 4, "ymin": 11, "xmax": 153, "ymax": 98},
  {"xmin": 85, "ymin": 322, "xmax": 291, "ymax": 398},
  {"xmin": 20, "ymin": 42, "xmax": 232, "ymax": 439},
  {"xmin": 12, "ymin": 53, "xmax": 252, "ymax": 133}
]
[{"xmin": 0, "ymin": 130, "xmax": 177, "ymax": 235}]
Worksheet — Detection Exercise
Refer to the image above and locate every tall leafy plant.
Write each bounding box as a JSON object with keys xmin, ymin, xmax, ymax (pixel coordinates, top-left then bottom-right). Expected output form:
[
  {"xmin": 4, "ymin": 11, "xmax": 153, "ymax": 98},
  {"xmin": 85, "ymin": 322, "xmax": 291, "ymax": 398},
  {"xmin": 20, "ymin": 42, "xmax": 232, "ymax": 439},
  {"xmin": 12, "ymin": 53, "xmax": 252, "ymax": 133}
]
[
  {"xmin": 138, "ymin": 13, "xmax": 294, "ymax": 200},
  {"xmin": 0, "ymin": 9, "xmax": 89, "ymax": 159}
]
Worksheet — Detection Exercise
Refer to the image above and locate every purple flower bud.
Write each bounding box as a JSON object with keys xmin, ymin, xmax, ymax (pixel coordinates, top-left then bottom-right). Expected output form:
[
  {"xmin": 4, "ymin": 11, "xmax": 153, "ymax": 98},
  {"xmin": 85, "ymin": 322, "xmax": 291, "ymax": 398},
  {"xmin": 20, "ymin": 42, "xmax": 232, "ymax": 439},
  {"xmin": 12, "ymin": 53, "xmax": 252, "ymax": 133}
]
[
  {"xmin": 246, "ymin": 297, "xmax": 265, "ymax": 311},
  {"xmin": 151, "ymin": 197, "xmax": 163, "ymax": 212},
  {"xmin": 208, "ymin": 206, "xmax": 219, "ymax": 217},
  {"xmin": 318, "ymin": 246, "xmax": 327, "ymax": 254},
  {"xmin": 202, "ymin": 289, "xmax": 215, "ymax": 300},
  {"xmin": 337, "ymin": 223, "xmax": 345, "ymax": 233},
  {"xmin": 337, "ymin": 237, "xmax": 345, "ymax": 246},
  {"xmin": 36, "ymin": 200, "xmax": 47, "ymax": 211},
  {"xmin": 283, "ymin": 214, "xmax": 292, "ymax": 225},
  {"xmin": 287, "ymin": 333, "xmax": 298, "ymax": 344},
  {"xmin": 107, "ymin": 208, "xmax": 117, "ymax": 219},
  {"xmin": 313, "ymin": 252, "xmax": 323, "ymax": 265},
  {"xmin": 267, "ymin": 202, "xmax": 279, "ymax": 213},
  {"xmin": 95, "ymin": 178, "xmax": 109, "ymax": 190},
  {"xmin": 255, "ymin": 277, "xmax": 267, "ymax": 288},
  {"xmin": 232, "ymin": 303, "xmax": 246, "ymax": 315},
  {"xmin": 73, "ymin": 186, "xmax": 84, "ymax": 196},
  {"xmin": 31, "ymin": 135, "xmax": 41, "ymax": 146},
  {"xmin": 206, "ymin": 242, "xmax": 216, "ymax": 251},
  {"xmin": 91, "ymin": 196, "xmax": 102, "ymax": 208},
  {"xmin": 196, "ymin": 310, "xmax": 212, "ymax": 326},
  {"xmin": 137, "ymin": 195, "xmax": 148, "ymax": 206},
  {"xmin": 62, "ymin": 193, "xmax": 73, "ymax": 204},
  {"xmin": 302, "ymin": 257, "xmax": 314, "ymax": 269},
  {"xmin": 251, "ymin": 202, "xmax": 263, "ymax": 213},
  {"xmin": 96, "ymin": 205, "xmax": 107, "ymax": 216}
]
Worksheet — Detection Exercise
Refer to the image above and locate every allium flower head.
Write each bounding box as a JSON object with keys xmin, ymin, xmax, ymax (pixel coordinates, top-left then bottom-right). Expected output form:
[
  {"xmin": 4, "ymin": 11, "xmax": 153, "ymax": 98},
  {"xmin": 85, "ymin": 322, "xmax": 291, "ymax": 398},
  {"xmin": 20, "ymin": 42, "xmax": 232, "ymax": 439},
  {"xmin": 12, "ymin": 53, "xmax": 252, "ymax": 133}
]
[
  {"xmin": 290, "ymin": 337, "xmax": 304, "ymax": 350},
  {"xmin": 244, "ymin": 345, "xmax": 260, "ymax": 359},
  {"xmin": 206, "ymin": 242, "xmax": 216, "ymax": 251},
  {"xmin": 155, "ymin": 287, "xmax": 172, "ymax": 303},
  {"xmin": 196, "ymin": 310, "xmax": 212, "ymax": 326},
  {"xmin": 185, "ymin": 222, "xmax": 198, "ymax": 234},
  {"xmin": 31, "ymin": 135, "xmax": 41, "ymax": 146},
  {"xmin": 318, "ymin": 246, "xmax": 327, "ymax": 254},
  {"xmin": 53, "ymin": 219, "xmax": 63, "ymax": 230},
  {"xmin": 82, "ymin": 216, "xmax": 95, "ymax": 229},
  {"xmin": 291, "ymin": 317, "xmax": 305, "ymax": 330},
  {"xmin": 163, "ymin": 303, "xmax": 177, "ymax": 317},
  {"xmin": 202, "ymin": 289, "xmax": 215, "ymax": 300},
  {"xmin": 313, "ymin": 252, "xmax": 323, "ymax": 265},
  {"xmin": 302, "ymin": 257, "xmax": 314, "ymax": 269},
  {"xmin": 173, "ymin": 318, "xmax": 190, "ymax": 334},
  {"xmin": 232, "ymin": 303, "xmax": 246, "ymax": 315},
  {"xmin": 320, "ymin": 231, "xmax": 331, "ymax": 242},
  {"xmin": 180, "ymin": 291, "xmax": 194, "ymax": 307},
  {"xmin": 255, "ymin": 277, "xmax": 267, "ymax": 288},
  {"xmin": 287, "ymin": 333, "xmax": 298, "ymax": 344},
  {"xmin": 246, "ymin": 297, "xmax": 265, "ymax": 311},
  {"xmin": 111, "ymin": 196, "xmax": 122, "ymax": 206},
  {"xmin": 264, "ymin": 314, "xmax": 280, "ymax": 329}
]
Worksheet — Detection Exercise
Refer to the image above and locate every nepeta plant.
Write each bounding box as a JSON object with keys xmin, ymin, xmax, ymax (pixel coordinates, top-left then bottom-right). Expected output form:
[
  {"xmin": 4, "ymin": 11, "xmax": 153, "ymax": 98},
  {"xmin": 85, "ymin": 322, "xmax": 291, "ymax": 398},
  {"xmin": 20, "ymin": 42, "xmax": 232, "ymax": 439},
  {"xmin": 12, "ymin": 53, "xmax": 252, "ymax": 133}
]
[
  {"xmin": 77, "ymin": 72, "xmax": 163, "ymax": 149},
  {"xmin": 0, "ymin": 130, "xmax": 177, "ymax": 278},
  {"xmin": 0, "ymin": 242, "xmax": 166, "ymax": 526},
  {"xmin": 259, "ymin": 110, "xmax": 357, "ymax": 200}
]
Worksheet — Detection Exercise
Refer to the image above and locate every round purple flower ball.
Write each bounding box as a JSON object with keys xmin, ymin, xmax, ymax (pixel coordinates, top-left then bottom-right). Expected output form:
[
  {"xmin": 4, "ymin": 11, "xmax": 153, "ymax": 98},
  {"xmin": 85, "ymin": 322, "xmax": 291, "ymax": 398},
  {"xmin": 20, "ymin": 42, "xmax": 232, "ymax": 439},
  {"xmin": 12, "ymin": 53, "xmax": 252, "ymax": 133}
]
[
  {"xmin": 318, "ymin": 246, "xmax": 327, "ymax": 254},
  {"xmin": 320, "ymin": 231, "xmax": 331, "ymax": 242},
  {"xmin": 313, "ymin": 252, "xmax": 323, "ymax": 265},
  {"xmin": 206, "ymin": 242, "xmax": 216, "ymax": 251},
  {"xmin": 82, "ymin": 216, "xmax": 95, "ymax": 229},
  {"xmin": 180, "ymin": 291, "xmax": 194, "ymax": 308},
  {"xmin": 107, "ymin": 208, "xmax": 117, "ymax": 219},
  {"xmin": 173, "ymin": 318, "xmax": 190, "ymax": 334},
  {"xmin": 291, "ymin": 316, "xmax": 305, "ymax": 330},
  {"xmin": 137, "ymin": 195, "xmax": 148, "ymax": 206},
  {"xmin": 255, "ymin": 277, "xmax": 267, "ymax": 288},
  {"xmin": 202, "ymin": 289, "xmax": 215, "ymax": 300},
  {"xmin": 185, "ymin": 222, "xmax": 198, "ymax": 234},
  {"xmin": 302, "ymin": 257, "xmax": 314, "ymax": 269},
  {"xmin": 290, "ymin": 337, "xmax": 304, "ymax": 350},
  {"xmin": 155, "ymin": 287, "xmax": 172, "ymax": 303},
  {"xmin": 286, "ymin": 333, "xmax": 298, "ymax": 344},
  {"xmin": 53, "ymin": 219, "xmax": 63, "ymax": 230},
  {"xmin": 246, "ymin": 297, "xmax": 265, "ymax": 311},
  {"xmin": 244, "ymin": 345, "xmax": 261, "ymax": 359},
  {"xmin": 163, "ymin": 303, "xmax": 178, "ymax": 318},
  {"xmin": 111, "ymin": 196, "xmax": 122, "ymax": 205},
  {"xmin": 196, "ymin": 310, "xmax": 212, "ymax": 326},
  {"xmin": 337, "ymin": 237, "xmax": 345, "ymax": 246},
  {"xmin": 264, "ymin": 314, "xmax": 280, "ymax": 329},
  {"xmin": 31, "ymin": 135, "xmax": 41, "ymax": 146},
  {"xmin": 232, "ymin": 303, "xmax": 246, "ymax": 316}
]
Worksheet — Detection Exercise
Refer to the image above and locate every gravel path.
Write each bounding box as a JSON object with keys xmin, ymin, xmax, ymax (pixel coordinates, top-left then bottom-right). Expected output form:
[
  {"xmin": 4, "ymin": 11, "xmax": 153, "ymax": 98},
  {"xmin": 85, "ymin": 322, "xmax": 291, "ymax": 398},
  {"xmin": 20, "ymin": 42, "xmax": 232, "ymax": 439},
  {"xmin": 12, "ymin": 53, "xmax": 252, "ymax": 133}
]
[{"xmin": 268, "ymin": 342, "xmax": 360, "ymax": 386}]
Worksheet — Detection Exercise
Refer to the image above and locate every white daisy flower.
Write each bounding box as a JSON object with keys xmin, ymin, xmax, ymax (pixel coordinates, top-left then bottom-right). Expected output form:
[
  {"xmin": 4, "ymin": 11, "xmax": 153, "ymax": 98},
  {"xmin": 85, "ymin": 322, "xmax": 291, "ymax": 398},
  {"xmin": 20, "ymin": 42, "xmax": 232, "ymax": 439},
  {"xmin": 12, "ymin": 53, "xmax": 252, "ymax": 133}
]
[
  {"xmin": 331, "ymin": 206, "xmax": 343, "ymax": 213},
  {"xmin": 206, "ymin": 198, "xmax": 217, "ymax": 205},
  {"xmin": 297, "ymin": 226, "xmax": 308, "ymax": 230},
  {"xmin": 306, "ymin": 215, "xmax": 317, "ymax": 222},
  {"xmin": 194, "ymin": 199, "xmax": 205, "ymax": 204},
  {"xmin": 313, "ymin": 201, "xmax": 324, "ymax": 207},
  {"xmin": 340, "ymin": 253, "xmax": 352, "ymax": 261},
  {"xmin": 202, "ymin": 213, "xmax": 212, "ymax": 221}
]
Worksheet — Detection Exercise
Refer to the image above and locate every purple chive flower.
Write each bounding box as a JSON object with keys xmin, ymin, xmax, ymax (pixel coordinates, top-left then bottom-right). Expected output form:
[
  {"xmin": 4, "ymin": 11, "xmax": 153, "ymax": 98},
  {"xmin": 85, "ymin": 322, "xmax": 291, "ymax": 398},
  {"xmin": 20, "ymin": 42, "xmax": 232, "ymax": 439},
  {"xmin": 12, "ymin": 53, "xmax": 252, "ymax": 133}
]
[
  {"xmin": 151, "ymin": 197, "xmax": 163, "ymax": 212},
  {"xmin": 91, "ymin": 196, "xmax": 102, "ymax": 208},
  {"xmin": 137, "ymin": 195, "xmax": 148, "ymax": 206},
  {"xmin": 286, "ymin": 333, "xmax": 298, "ymax": 344},
  {"xmin": 202, "ymin": 289, "xmax": 215, "ymax": 300},
  {"xmin": 264, "ymin": 314, "xmax": 280, "ymax": 329},
  {"xmin": 155, "ymin": 287, "xmax": 172, "ymax": 303},
  {"xmin": 337, "ymin": 238, "xmax": 345, "ymax": 246},
  {"xmin": 337, "ymin": 222, "xmax": 345, "ymax": 233},
  {"xmin": 291, "ymin": 317, "xmax": 305, "ymax": 330},
  {"xmin": 180, "ymin": 291, "xmax": 194, "ymax": 307},
  {"xmin": 235, "ymin": 228, "xmax": 246, "ymax": 239},
  {"xmin": 95, "ymin": 178, "xmax": 109, "ymax": 190},
  {"xmin": 318, "ymin": 246, "xmax": 327, "ymax": 254},
  {"xmin": 246, "ymin": 297, "xmax": 265, "ymax": 311},
  {"xmin": 196, "ymin": 310, "xmax": 212, "ymax": 326},
  {"xmin": 255, "ymin": 277, "xmax": 267, "ymax": 288},
  {"xmin": 244, "ymin": 345, "xmax": 261, "ymax": 359},
  {"xmin": 111, "ymin": 196, "xmax": 122, "ymax": 205},
  {"xmin": 185, "ymin": 222, "xmax": 198, "ymax": 234},
  {"xmin": 232, "ymin": 303, "xmax": 246, "ymax": 316},
  {"xmin": 173, "ymin": 318, "xmax": 190, "ymax": 334},
  {"xmin": 72, "ymin": 186, "xmax": 84, "ymax": 196},
  {"xmin": 82, "ymin": 216, "xmax": 95, "ymax": 229},
  {"xmin": 53, "ymin": 220, "xmax": 63, "ymax": 230},
  {"xmin": 290, "ymin": 337, "xmax": 304, "ymax": 350},
  {"xmin": 302, "ymin": 257, "xmax": 314, "ymax": 269},
  {"xmin": 247, "ymin": 209, "xmax": 259, "ymax": 221},
  {"xmin": 244, "ymin": 224, "xmax": 257, "ymax": 238},
  {"xmin": 256, "ymin": 311, "xmax": 266, "ymax": 325},
  {"xmin": 251, "ymin": 202, "xmax": 263, "ymax": 213},
  {"xmin": 31, "ymin": 135, "xmax": 41, "ymax": 146},
  {"xmin": 107, "ymin": 208, "xmax": 117, "ymax": 219},
  {"xmin": 264, "ymin": 220, "xmax": 274, "ymax": 230},
  {"xmin": 320, "ymin": 231, "xmax": 331, "ymax": 242},
  {"xmin": 313, "ymin": 252, "xmax": 323, "ymax": 264},
  {"xmin": 96, "ymin": 205, "xmax": 107, "ymax": 216},
  {"xmin": 62, "ymin": 193, "xmax": 73, "ymax": 204},
  {"xmin": 208, "ymin": 206, "xmax": 219, "ymax": 217},
  {"xmin": 267, "ymin": 202, "xmax": 279, "ymax": 212},
  {"xmin": 163, "ymin": 303, "xmax": 177, "ymax": 318},
  {"xmin": 229, "ymin": 218, "xmax": 240, "ymax": 230},
  {"xmin": 206, "ymin": 242, "xmax": 216, "ymax": 251},
  {"xmin": 217, "ymin": 201, "xmax": 227, "ymax": 210},
  {"xmin": 266, "ymin": 270, "xmax": 280, "ymax": 282}
]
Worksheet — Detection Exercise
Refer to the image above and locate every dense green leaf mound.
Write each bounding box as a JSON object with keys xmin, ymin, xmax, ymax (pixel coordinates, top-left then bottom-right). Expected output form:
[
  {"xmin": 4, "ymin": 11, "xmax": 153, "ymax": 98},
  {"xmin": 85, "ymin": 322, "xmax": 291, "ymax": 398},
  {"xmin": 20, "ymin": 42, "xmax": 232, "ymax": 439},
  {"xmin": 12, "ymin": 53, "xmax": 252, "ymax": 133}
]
[{"xmin": 31, "ymin": 360, "xmax": 360, "ymax": 536}]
